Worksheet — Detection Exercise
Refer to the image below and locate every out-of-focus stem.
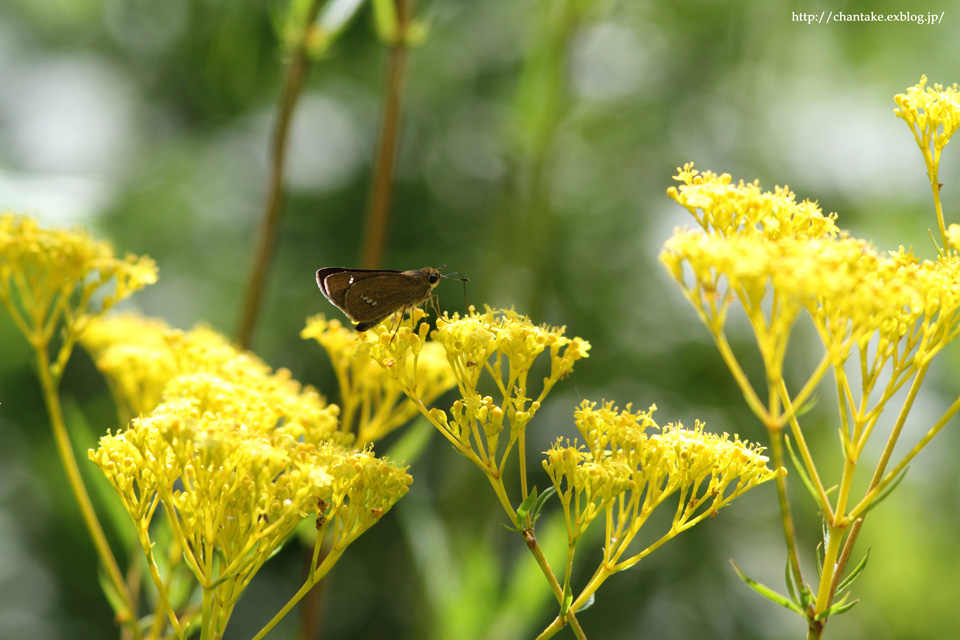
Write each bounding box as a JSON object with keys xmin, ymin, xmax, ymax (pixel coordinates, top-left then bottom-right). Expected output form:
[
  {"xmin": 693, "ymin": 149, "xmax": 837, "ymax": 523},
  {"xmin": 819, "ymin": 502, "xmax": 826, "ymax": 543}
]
[
  {"xmin": 237, "ymin": 0, "xmax": 324, "ymax": 349},
  {"xmin": 361, "ymin": 0, "xmax": 412, "ymax": 269}
]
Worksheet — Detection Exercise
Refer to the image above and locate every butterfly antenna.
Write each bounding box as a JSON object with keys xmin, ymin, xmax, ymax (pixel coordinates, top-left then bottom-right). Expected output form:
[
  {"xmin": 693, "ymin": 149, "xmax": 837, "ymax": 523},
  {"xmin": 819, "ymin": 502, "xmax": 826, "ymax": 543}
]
[{"xmin": 440, "ymin": 270, "xmax": 470, "ymax": 311}]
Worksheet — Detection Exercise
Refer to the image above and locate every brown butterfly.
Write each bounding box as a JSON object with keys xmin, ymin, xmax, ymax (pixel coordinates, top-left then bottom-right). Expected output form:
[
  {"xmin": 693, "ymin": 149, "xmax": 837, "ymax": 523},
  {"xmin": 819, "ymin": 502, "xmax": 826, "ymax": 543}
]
[{"xmin": 316, "ymin": 266, "xmax": 467, "ymax": 331}]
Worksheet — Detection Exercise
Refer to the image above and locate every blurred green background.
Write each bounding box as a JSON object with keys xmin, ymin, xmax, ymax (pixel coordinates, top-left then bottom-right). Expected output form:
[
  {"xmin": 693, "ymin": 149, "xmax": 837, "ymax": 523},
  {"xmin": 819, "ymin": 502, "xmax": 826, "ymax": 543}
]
[{"xmin": 2, "ymin": 0, "xmax": 960, "ymax": 638}]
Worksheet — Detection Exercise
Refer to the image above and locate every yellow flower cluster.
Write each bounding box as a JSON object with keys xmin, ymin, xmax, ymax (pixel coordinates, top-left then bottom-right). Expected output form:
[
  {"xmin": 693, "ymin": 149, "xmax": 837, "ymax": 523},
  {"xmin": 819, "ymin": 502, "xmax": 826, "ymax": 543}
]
[
  {"xmin": 302, "ymin": 311, "xmax": 457, "ymax": 445},
  {"xmin": 87, "ymin": 314, "xmax": 412, "ymax": 634},
  {"xmin": 358, "ymin": 307, "xmax": 591, "ymax": 475},
  {"xmin": 895, "ymin": 75, "xmax": 960, "ymax": 152},
  {"xmin": 661, "ymin": 167, "xmax": 960, "ymax": 375},
  {"xmin": 90, "ymin": 398, "xmax": 411, "ymax": 613},
  {"xmin": 543, "ymin": 401, "xmax": 778, "ymax": 568},
  {"xmin": 667, "ymin": 164, "xmax": 839, "ymax": 240},
  {"xmin": 80, "ymin": 313, "xmax": 176, "ymax": 419},
  {"xmin": 84, "ymin": 313, "xmax": 341, "ymax": 443},
  {"xmin": 0, "ymin": 213, "xmax": 157, "ymax": 375}
]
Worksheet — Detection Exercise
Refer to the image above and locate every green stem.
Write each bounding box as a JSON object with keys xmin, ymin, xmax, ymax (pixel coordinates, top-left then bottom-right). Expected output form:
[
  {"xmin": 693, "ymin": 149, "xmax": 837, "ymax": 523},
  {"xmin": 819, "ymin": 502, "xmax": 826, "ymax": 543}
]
[
  {"xmin": 140, "ymin": 529, "xmax": 184, "ymax": 639},
  {"xmin": 776, "ymin": 377, "xmax": 831, "ymax": 516},
  {"xmin": 252, "ymin": 545, "xmax": 346, "ymax": 640},
  {"xmin": 199, "ymin": 585, "xmax": 215, "ymax": 640},
  {"xmin": 713, "ymin": 332, "xmax": 769, "ymax": 423},
  {"xmin": 765, "ymin": 417, "xmax": 806, "ymax": 597},
  {"xmin": 927, "ymin": 143, "xmax": 946, "ymax": 244},
  {"xmin": 851, "ymin": 390, "xmax": 960, "ymax": 519},
  {"xmin": 36, "ymin": 348, "xmax": 137, "ymax": 634},
  {"xmin": 522, "ymin": 528, "xmax": 564, "ymax": 605}
]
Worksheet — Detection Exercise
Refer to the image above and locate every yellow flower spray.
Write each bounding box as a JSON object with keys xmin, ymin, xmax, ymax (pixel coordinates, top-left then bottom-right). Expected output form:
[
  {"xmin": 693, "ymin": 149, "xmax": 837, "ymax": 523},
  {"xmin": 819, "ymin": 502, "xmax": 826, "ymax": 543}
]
[
  {"xmin": 659, "ymin": 76, "xmax": 960, "ymax": 640},
  {"xmin": 82, "ymin": 314, "xmax": 409, "ymax": 639},
  {"xmin": 1, "ymin": 215, "xmax": 413, "ymax": 639},
  {"xmin": 351, "ymin": 306, "xmax": 777, "ymax": 639}
]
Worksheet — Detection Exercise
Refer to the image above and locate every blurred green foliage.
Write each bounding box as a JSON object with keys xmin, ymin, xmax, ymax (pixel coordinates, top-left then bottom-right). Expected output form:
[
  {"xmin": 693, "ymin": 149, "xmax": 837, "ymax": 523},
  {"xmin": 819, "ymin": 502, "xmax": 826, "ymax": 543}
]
[{"xmin": 2, "ymin": 0, "xmax": 960, "ymax": 638}]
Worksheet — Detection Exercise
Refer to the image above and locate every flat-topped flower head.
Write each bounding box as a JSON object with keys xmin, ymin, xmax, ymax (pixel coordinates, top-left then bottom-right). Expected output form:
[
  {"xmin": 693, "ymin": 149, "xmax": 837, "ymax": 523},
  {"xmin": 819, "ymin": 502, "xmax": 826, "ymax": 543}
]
[
  {"xmin": 84, "ymin": 313, "xmax": 340, "ymax": 443},
  {"xmin": 90, "ymin": 397, "xmax": 411, "ymax": 591},
  {"xmin": 660, "ymin": 201, "xmax": 960, "ymax": 375},
  {"xmin": 545, "ymin": 400, "xmax": 780, "ymax": 566},
  {"xmin": 431, "ymin": 306, "xmax": 591, "ymax": 397},
  {"xmin": 81, "ymin": 313, "xmax": 176, "ymax": 419},
  {"xmin": 357, "ymin": 306, "xmax": 590, "ymax": 478},
  {"xmin": 0, "ymin": 214, "xmax": 157, "ymax": 375},
  {"xmin": 667, "ymin": 164, "xmax": 839, "ymax": 240},
  {"xmin": 895, "ymin": 75, "xmax": 960, "ymax": 151}
]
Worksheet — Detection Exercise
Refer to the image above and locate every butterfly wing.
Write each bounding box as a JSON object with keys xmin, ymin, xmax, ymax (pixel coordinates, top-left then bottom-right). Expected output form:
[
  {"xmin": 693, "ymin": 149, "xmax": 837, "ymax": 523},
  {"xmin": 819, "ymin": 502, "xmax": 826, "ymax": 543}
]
[
  {"xmin": 316, "ymin": 267, "xmax": 438, "ymax": 330},
  {"xmin": 343, "ymin": 271, "xmax": 434, "ymax": 327},
  {"xmin": 316, "ymin": 268, "xmax": 404, "ymax": 309}
]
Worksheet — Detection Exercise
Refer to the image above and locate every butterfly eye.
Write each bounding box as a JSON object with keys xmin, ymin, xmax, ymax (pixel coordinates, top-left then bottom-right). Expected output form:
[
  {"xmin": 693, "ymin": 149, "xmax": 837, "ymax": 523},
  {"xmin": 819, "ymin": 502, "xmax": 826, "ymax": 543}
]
[{"xmin": 429, "ymin": 272, "xmax": 440, "ymax": 284}]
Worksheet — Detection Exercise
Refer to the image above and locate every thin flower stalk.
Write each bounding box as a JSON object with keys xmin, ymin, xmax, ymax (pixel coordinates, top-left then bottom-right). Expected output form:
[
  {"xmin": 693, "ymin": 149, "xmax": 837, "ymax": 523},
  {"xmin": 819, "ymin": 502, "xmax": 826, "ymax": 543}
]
[
  {"xmin": 661, "ymin": 147, "xmax": 960, "ymax": 638},
  {"xmin": 894, "ymin": 75, "xmax": 960, "ymax": 244},
  {"xmin": 358, "ymin": 306, "xmax": 590, "ymax": 524},
  {"xmin": 359, "ymin": 307, "xmax": 592, "ymax": 635},
  {"xmin": 302, "ymin": 311, "xmax": 457, "ymax": 446}
]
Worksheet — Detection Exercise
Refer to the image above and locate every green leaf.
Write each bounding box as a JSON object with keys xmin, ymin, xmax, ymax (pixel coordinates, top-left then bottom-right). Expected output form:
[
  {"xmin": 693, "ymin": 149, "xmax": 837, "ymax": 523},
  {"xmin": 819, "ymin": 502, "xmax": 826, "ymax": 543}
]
[
  {"xmin": 862, "ymin": 467, "xmax": 909, "ymax": 516},
  {"xmin": 576, "ymin": 592, "xmax": 596, "ymax": 613},
  {"xmin": 816, "ymin": 537, "xmax": 824, "ymax": 578},
  {"xmin": 793, "ymin": 391, "xmax": 820, "ymax": 419},
  {"xmin": 97, "ymin": 562, "xmax": 130, "ymax": 624},
  {"xmin": 784, "ymin": 558, "xmax": 800, "ymax": 605},
  {"xmin": 529, "ymin": 486, "xmax": 556, "ymax": 524},
  {"xmin": 306, "ymin": 0, "xmax": 369, "ymax": 56},
  {"xmin": 318, "ymin": 0, "xmax": 367, "ymax": 36},
  {"xmin": 784, "ymin": 435, "xmax": 819, "ymax": 506},
  {"xmin": 64, "ymin": 397, "xmax": 137, "ymax": 549},
  {"xmin": 784, "ymin": 558, "xmax": 812, "ymax": 609},
  {"xmin": 835, "ymin": 549, "xmax": 870, "ymax": 594},
  {"xmin": 838, "ymin": 425, "xmax": 852, "ymax": 459},
  {"xmin": 814, "ymin": 591, "xmax": 860, "ymax": 620},
  {"xmin": 384, "ymin": 417, "xmax": 434, "ymax": 466},
  {"xmin": 516, "ymin": 488, "xmax": 540, "ymax": 524},
  {"xmin": 731, "ymin": 560, "xmax": 805, "ymax": 616}
]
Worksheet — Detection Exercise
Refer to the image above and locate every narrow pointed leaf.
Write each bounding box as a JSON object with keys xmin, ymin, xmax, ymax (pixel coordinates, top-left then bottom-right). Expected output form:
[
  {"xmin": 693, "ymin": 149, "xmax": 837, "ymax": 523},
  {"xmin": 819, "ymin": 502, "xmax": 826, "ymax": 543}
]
[
  {"xmin": 824, "ymin": 596, "xmax": 860, "ymax": 618},
  {"xmin": 793, "ymin": 391, "xmax": 820, "ymax": 419},
  {"xmin": 530, "ymin": 486, "xmax": 557, "ymax": 523},
  {"xmin": 371, "ymin": 0, "xmax": 399, "ymax": 43},
  {"xmin": 784, "ymin": 558, "xmax": 813, "ymax": 609},
  {"xmin": 784, "ymin": 558, "xmax": 800, "ymax": 605},
  {"xmin": 784, "ymin": 435, "xmax": 819, "ymax": 505},
  {"xmin": 835, "ymin": 549, "xmax": 870, "ymax": 594},
  {"xmin": 816, "ymin": 539, "xmax": 824, "ymax": 578},
  {"xmin": 862, "ymin": 467, "xmax": 909, "ymax": 516},
  {"xmin": 97, "ymin": 562, "xmax": 130, "ymax": 624},
  {"xmin": 318, "ymin": 0, "xmax": 366, "ymax": 36},
  {"xmin": 731, "ymin": 560, "xmax": 805, "ymax": 616},
  {"xmin": 516, "ymin": 489, "xmax": 539, "ymax": 524},
  {"xmin": 814, "ymin": 592, "xmax": 859, "ymax": 620}
]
